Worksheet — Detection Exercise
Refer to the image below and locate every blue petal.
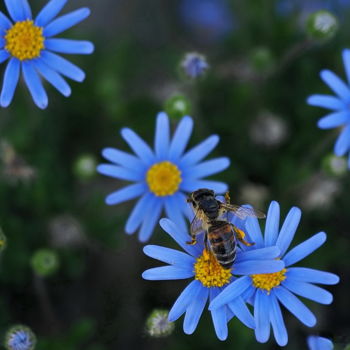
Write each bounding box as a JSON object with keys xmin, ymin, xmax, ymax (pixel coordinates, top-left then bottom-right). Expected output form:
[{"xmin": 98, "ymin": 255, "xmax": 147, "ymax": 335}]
[
  {"xmin": 0, "ymin": 58, "xmax": 20, "ymax": 107},
  {"xmin": 154, "ymin": 112, "xmax": 170, "ymax": 159},
  {"xmin": 138, "ymin": 196, "xmax": 163, "ymax": 242},
  {"xmin": 0, "ymin": 50, "xmax": 10, "ymax": 64},
  {"xmin": 105, "ymin": 183, "xmax": 146, "ymax": 205},
  {"xmin": 307, "ymin": 335, "xmax": 334, "ymax": 350},
  {"xmin": 274, "ymin": 286, "xmax": 316, "ymax": 327},
  {"xmin": 142, "ymin": 266, "xmax": 193, "ymax": 280},
  {"xmin": 334, "ymin": 125, "xmax": 350, "ymax": 156},
  {"xmin": 33, "ymin": 58, "xmax": 71, "ymax": 97},
  {"xmin": 169, "ymin": 280, "xmax": 202, "ymax": 321},
  {"xmin": 286, "ymin": 267, "xmax": 339, "ymax": 285},
  {"xmin": 264, "ymin": 201, "xmax": 280, "ymax": 247},
  {"xmin": 183, "ymin": 157, "xmax": 230, "ymax": 179},
  {"xmin": 183, "ymin": 286, "xmax": 208, "ymax": 334},
  {"xmin": 181, "ymin": 179, "xmax": 228, "ymax": 194},
  {"xmin": 45, "ymin": 39, "xmax": 94, "ymax": 54},
  {"xmin": 143, "ymin": 245, "xmax": 195, "ymax": 269},
  {"xmin": 276, "ymin": 206, "xmax": 301, "ymax": 257},
  {"xmin": 284, "ymin": 232, "xmax": 326, "ymax": 267},
  {"xmin": 282, "ymin": 279, "xmax": 333, "ymax": 305},
  {"xmin": 0, "ymin": 12, "xmax": 12, "ymax": 33},
  {"xmin": 35, "ymin": 0, "xmax": 67, "ymax": 27},
  {"xmin": 348, "ymin": 153, "xmax": 350, "ymax": 169},
  {"xmin": 177, "ymin": 191, "xmax": 193, "ymax": 220},
  {"xmin": 180, "ymin": 135, "xmax": 219, "ymax": 167},
  {"xmin": 164, "ymin": 193, "xmax": 187, "ymax": 233},
  {"xmin": 254, "ymin": 289, "xmax": 271, "ymax": 343},
  {"xmin": 320, "ymin": 69, "xmax": 350, "ymax": 101},
  {"xmin": 234, "ymin": 260, "xmax": 285, "ymax": 275},
  {"xmin": 228, "ymin": 296, "xmax": 255, "ymax": 329},
  {"xmin": 209, "ymin": 288, "xmax": 228, "ymax": 341},
  {"xmin": 209, "ymin": 276, "xmax": 251, "ymax": 310},
  {"xmin": 245, "ymin": 217, "xmax": 264, "ymax": 249},
  {"xmin": 168, "ymin": 116, "xmax": 193, "ymax": 160},
  {"xmin": 236, "ymin": 246, "xmax": 280, "ymax": 263},
  {"xmin": 307, "ymin": 94, "xmax": 346, "ymax": 110},
  {"xmin": 342, "ymin": 49, "xmax": 350, "ymax": 86},
  {"xmin": 4, "ymin": 0, "xmax": 27, "ymax": 21},
  {"xmin": 269, "ymin": 292, "xmax": 288, "ymax": 346},
  {"xmin": 43, "ymin": 8, "xmax": 91, "ymax": 37},
  {"xmin": 102, "ymin": 148, "xmax": 144, "ymax": 171},
  {"xmin": 40, "ymin": 51, "xmax": 85, "ymax": 82},
  {"xmin": 159, "ymin": 218, "xmax": 202, "ymax": 257},
  {"xmin": 97, "ymin": 164, "xmax": 143, "ymax": 182},
  {"xmin": 21, "ymin": 0, "xmax": 32, "ymax": 19},
  {"xmin": 0, "ymin": 37, "xmax": 5, "ymax": 48},
  {"xmin": 317, "ymin": 111, "xmax": 350, "ymax": 129},
  {"xmin": 22, "ymin": 60, "xmax": 48, "ymax": 109},
  {"xmin": 121, "ymin": 128, "xmax": 155, "ymax": 164},
  {"xmin": 125, "ymin": 193, "xmax": 152, "ymax": 234}
]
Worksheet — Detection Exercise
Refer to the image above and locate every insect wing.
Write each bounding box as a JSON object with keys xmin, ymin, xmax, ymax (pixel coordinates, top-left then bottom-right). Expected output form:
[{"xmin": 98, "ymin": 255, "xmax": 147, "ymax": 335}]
[
  {"xmin": 220, "ymin": 203, "xmax": 266, "ymax": 219},
  {"xmin": 190, "ymin": 214, "xmax": 204, "ymax": 235}
]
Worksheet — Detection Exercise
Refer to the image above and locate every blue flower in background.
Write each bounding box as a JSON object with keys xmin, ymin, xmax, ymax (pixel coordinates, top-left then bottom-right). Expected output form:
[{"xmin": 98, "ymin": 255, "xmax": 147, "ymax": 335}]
[
  {"xmin": 181, "ymin": 52, "xmax": 209, "ymax": 79},
  {"xmin": 210, "ymin": 201, "xmax": 340, "ymax": 347},
  {"xmin": 5, "ymin": 325, "xmax": 36, "ymax": 350},
  {"xmin": 97, "ymin": 112, "xmax": 230, "ymax": 242},
  {"xmin": 142, "ymin": 218, "xmax": 284, "ymax": 340},
  {"xmin": 307, "ymin": 335, "xmax": 334, "ymax": 350},
  {"xmin": 179, "ymin": 0, "xmax": 234, "ymax": 42},
  {"xmin": 0, "ymin": 0, "xmax": 94, "ymax": 109},
  {"xmin": 308, "ymin": 49, "xmax": 350, "ymax": 169}
]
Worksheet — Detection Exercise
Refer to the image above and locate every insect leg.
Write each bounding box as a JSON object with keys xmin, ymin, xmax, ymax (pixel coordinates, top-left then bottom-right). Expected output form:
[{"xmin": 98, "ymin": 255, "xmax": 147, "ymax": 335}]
[
  {"xmin": 231, "ymin": 224, "xmax": 255, "ymax": 246},
  {"xmin": 224, "ymin": 191, "xmax": 231, "ymax": 204}
]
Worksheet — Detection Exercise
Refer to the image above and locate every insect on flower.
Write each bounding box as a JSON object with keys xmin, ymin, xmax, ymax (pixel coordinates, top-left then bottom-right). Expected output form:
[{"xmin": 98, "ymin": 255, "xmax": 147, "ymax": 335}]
[
  {"xmin": 186, "ymin": 189, "xmax": 266, "ymax": 269},
  {"xmin": 0, "ymin": 0, "xmax": 94, "ymax": 109}
]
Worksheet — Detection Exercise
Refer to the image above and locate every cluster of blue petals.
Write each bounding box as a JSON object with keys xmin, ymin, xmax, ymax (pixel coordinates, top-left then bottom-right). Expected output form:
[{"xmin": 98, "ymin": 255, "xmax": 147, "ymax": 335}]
[
  {"xmin": 307, "ymin": 335, "xmax": 334, "ymax": 350},
  {"xmin": 142, "ymin": 217, "xmax": 284, "ymax": 340},
  {"xmin": 308, "ymin": 49, "xmax": 350, "ymax": 169},
  {"xmin": 6, "ymin": 328, "xmax": 34, "ymax": 350},
  {"xmin": 0, "ymin": 0, "xmax": 94, "ymax": 109},
  {"xmin": 209, "ymin": 201, "xmax": 339, "ymax": 346},
  {"xmin": 97, "ymin": 112, "xmax": 230, "ymax": 242}
]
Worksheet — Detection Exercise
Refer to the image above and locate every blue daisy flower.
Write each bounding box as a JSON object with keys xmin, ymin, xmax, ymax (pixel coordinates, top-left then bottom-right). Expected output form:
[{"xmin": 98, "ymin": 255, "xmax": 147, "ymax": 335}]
[
  {"xmin": 97, "ymin": 112, "xmax": 230, "ymax": 242},
  {"xmin": 181, "ymin": 52, "xmax": 209, "ymax": 79},
  {"xmin": 307, "ymin": 335, "xmax": 334, "ymax": 350},
  {"xmin": 0, "ymin": 0, "xmax": 94, "ymax": 109},
  {"xmin": 307, "ymin": 49, "xmax": 350, "ymax": 169},
  {"xmin": 210, "ymin": 201, "xmax": 340, "ymax": 347},
  {"xmin": 142, "ymin": 217, "xmax": 285, "ymax": 340},
  {"xmin": 5, "ymin": 324, "xmax": 36, "ymax": 350}
]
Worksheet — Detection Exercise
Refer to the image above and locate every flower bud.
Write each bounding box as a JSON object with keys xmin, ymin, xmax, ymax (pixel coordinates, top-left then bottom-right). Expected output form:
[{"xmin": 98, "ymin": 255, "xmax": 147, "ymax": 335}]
[
  {"xmin": 180, "ymin": 52, "xmax": 209, "ymax": 79},
  {"xmin": 306, "ymin": 10, "xmax": 338, "ymax": 40},
  {"xmin": 73, "ymin": 154, "xmax": 97, "ymax": 181},
  {"xmin": 145, "ymin": 309, "xmax": 175, "ymax": 338},
  {"xmin": 31, "ymin": 249, "xmax": 59, "ymax": 277},
  {"xmin": 5, "ymin": 325, "xmax": 36, "ymax": 350},
  {"xmin": 164, "ymin": 95, "xmax": 191, "ymax": 120}
]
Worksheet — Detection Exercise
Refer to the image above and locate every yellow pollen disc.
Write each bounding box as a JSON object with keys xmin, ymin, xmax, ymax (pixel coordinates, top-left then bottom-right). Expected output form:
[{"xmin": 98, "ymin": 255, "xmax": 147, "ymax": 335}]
[
  {"xmin": 194, "ymin": 249, "xmax": 232, "ymax": 288},
  {"xmin": 5, "ymin": 20, "xmax": 45, "ymax": 61},
  {"xmin": 146, "ymin": 161, "xmax": 182, "ymax": 196},
  {"xmin": 251, "ymin": 268, "xmax": 287, "ymax": 294}
]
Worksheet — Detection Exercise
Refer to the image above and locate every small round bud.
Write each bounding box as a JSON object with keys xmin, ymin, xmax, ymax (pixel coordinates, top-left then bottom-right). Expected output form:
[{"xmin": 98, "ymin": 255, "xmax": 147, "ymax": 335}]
[
  {"xmin": 249, "ymin": 47, "xmax": 275, "ymax": 73},
  {"xmin": 306, "ymin": 10, "xmax": 338, "ymax": 40},
  {"xmin": 180, "ymin": 52, "xmax": 209, "ymax": 79},
  {"xmin": 0, "ymin": 226, "xmax": 7, "ymax": 252},
  {"xmin": 145, "ymin": 309, "xmax": 175, "ymax": 338},
  {"xmin": 73, "ymin": 154, "xmax": 97, "ymax": 181},
  {"xmin": 164, "ymin": 95, "xmax": 191, "ymax": 120},
  {"xmin": 31, "ymin": 249, "xmax": 59, "ymax": 277},
  {"xmin": 322, "ymin": 154, "xmax": 347, "ymax": 177},
  {"xmin": 5, "ymin": 325, "xmax": 36, "ymax": 350}
]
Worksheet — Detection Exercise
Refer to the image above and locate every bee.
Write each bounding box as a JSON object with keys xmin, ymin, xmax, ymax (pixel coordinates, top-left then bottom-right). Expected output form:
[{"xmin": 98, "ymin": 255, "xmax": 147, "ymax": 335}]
[{"xmin": 186, "ymin": 188, "xmax": 265, "ymax": 269}]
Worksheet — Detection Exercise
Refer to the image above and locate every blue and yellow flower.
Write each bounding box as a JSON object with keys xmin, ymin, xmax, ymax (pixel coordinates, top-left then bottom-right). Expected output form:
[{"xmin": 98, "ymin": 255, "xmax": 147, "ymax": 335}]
[
  {"xmin": 210, "ymin": 201, "xmax": 340, "ymax": 347},
  {"xmin": 307, "ymin": 335, "xmax": 334, "ymax": 350},
  {"xmin": 142, "ymin": 217, "xmax": 284, "ymax": 340},
  {"xmin": 97, "ymin": 112, "xmax": 230, "ymax": 242},
  {"xmin": 0, "ymin": 0, "xmax": 94, "ymax": 109},
  {"xmin": 307, "ymin": 49, "xmax": 350, "ymax": 169}
]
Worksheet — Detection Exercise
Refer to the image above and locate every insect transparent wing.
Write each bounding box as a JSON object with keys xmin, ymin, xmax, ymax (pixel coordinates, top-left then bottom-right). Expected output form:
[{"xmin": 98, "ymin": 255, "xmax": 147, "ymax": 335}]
[
  {"xmin": 220, "ymin": 203, "xmax": 266, "ymax": 219},
  {"xmin": 190, "ymin": 213, "xmax": 204, "ymax": 235}
]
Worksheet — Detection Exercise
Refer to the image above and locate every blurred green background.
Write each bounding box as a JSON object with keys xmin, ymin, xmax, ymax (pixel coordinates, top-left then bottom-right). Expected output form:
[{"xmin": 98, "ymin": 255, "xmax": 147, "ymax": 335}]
[{"xmin": 1, "ymin": 0, "xmax": 350, "ymax": 349}]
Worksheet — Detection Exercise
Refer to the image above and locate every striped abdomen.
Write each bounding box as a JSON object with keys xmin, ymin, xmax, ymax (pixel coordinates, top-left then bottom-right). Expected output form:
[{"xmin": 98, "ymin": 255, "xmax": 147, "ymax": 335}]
[{"xmin": 208, "ymin": 221, "xmax": 236, "ymax": 269}]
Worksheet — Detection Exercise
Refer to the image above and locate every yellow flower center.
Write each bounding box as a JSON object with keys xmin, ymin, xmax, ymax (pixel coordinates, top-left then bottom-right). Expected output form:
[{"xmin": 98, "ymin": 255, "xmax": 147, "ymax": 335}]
[
  {"xmin": 194, "ymin": 249, "xmax": 232, "ymax": 288},
  {"xmin": 5, "ymin": 20, "xmax": 45, "ymax": 61},
  {"xmin": 251, "ymin": 268, "xmax": 287, "ymax": 293},
  {"xmin": 146, "ymin": 161, "xmax": 182, "ymax": 196}
]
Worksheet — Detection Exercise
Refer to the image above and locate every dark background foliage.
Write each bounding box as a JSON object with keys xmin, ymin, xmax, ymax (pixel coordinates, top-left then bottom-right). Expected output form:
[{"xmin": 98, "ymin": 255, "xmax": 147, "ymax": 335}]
[{"xmin": 0, "ymin": 0, "xmax": 349, "ymax": 349}]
